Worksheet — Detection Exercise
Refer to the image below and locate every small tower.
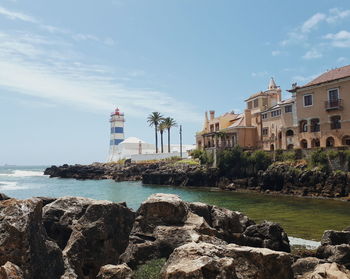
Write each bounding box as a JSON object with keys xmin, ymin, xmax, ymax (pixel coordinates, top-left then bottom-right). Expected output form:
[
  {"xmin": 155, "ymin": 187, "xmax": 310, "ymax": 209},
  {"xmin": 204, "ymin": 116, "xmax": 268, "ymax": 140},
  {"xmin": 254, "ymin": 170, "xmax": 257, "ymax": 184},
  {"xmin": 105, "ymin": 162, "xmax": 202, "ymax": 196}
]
[{"xmin": 108, "ymin": 108, "xmax": 125, "ymax": 162}]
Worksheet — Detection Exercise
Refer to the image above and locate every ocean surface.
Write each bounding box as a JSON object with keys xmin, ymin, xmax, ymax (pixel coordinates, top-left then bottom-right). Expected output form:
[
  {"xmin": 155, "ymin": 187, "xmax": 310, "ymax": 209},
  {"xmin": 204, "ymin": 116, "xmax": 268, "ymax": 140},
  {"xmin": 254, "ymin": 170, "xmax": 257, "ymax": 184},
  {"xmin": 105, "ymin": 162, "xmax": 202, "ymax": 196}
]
[{"xmin": 1, "ymin": 165, "xmax": 350, "ymax": 248}]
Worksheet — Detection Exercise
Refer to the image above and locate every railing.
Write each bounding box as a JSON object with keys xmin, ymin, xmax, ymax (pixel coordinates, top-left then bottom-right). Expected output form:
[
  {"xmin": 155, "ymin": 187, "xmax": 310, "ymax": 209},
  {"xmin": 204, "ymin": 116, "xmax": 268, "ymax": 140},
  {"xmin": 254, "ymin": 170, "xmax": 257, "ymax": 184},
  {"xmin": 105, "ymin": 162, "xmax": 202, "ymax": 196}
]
[{"xmin": 325, "ymin": 99, "xmax": 343, "ymax": 110}]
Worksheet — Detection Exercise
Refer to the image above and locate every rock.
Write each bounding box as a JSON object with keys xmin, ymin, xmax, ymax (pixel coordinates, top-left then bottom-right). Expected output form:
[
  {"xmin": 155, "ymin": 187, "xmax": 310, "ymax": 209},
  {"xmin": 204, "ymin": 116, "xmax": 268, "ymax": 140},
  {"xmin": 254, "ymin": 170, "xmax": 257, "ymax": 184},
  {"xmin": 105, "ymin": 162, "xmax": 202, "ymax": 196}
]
[
  {"xmin": 316, "ymin": 244, "xmax": 350, "ymax": 267},
  {"xmin": 96, "ymin": 264, "xmax": 134, "ymax": 279},
  {"xmin": 298, "ymin": 262, "xmax": 350, "ymax": 279},
  {"xmin": 0, "ymin": 198, "xmax": 64, "ymax": 279},
  {"xmin": 0, "ymin": 193, "xmax": 10, "ymax": 201},
  {"xmin": 321, "ymin": 230, "xmax": 350, "ymax": 245},
  {"xmin": 120, "ymin": 194, "xmax": 229, "ymax": 268},
  {"xmin": 160, "ymin": 242, "xmax": 294, "ymax": 279},
  {"xmin": 43, "ymin": 197, "xmax": 135, "ymax": 279},
  {"xmin": 0, "ymin": 262, "xmax": 24, "ymax": 279},
  {"xmin": 292, "ymin": 257, "xmax": 325, "ymax": 276},
  {"xmin": 242, "ymin": 221, "xmax": 291, "ymax": 252}
]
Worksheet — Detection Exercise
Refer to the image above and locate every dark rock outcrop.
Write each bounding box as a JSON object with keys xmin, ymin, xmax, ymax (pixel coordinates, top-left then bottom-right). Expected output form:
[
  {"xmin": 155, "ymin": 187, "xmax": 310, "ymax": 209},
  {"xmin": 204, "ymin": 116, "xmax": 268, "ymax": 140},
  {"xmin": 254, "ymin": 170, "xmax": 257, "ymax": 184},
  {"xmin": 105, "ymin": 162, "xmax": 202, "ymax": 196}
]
[
  {"xmin": 0, "ymin": 198, "xmax": 64, "ymax": 279},
  {"xmin": 160, "ymin": 242, "xmax": 294, "ymax": 279},
  {"xmin": 0, "ymin": 193, "xmax": 10, "ymax": 201},
  {"xmin": 43, "ymin": 197, "xmax": 135, "ymax": 279}
]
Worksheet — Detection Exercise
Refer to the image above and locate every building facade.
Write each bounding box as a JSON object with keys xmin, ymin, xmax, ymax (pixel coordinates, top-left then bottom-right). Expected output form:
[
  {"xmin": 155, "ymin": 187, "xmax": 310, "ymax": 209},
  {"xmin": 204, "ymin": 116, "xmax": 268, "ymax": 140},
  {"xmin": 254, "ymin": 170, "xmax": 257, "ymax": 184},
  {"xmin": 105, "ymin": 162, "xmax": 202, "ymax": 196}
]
[
  {"xmin": 289, "ymin": 65, "xmax": 350, "ymax": 149},
  {"xmin": 196, "ymin": 65, "xmax": 350, "ymax": 151}
]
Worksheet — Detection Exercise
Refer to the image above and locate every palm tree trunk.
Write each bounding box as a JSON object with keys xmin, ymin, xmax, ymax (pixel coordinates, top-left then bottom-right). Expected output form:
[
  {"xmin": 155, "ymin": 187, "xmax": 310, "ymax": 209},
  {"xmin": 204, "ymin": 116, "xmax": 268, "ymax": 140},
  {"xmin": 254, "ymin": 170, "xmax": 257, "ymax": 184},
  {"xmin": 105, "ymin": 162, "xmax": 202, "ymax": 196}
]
[
  {"xmin": 155, "ymin": 126, "xmax": 158, "ymax": 153},
  {"xmin": 160, "ymin": 131, "xmax": 164, "ymax": 153},
  {"xmin": 167, "ymin": 128, "xmax": 171, "ymax": 153}
]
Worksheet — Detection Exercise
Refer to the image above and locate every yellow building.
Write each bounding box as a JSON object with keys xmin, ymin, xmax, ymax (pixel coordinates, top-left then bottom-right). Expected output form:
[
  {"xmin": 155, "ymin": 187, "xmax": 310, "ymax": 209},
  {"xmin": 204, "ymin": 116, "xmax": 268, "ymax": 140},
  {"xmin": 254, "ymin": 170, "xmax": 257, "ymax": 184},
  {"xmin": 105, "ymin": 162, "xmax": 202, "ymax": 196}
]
[{"xmin": 289, "ymin": 65, "xmax": 350, "ymax": 148}]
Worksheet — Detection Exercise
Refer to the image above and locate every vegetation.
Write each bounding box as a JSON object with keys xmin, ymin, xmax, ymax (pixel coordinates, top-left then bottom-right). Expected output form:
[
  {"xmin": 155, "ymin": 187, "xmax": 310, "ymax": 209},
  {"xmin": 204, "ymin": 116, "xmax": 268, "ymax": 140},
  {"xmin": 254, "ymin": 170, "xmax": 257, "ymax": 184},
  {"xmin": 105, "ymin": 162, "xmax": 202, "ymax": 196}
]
[
  {"xmin": 147, "ymin": 112, "xmax": 163, "ymax": 153},
  {"xmin": 217, "ymin": 146, "xmax": 271, "ymax": 178},
  {"xmin": 162, "ymin": 117, "xmax": 177, "ymax": 153},
  {"xmin": 190, "ymin": 149, "xmax": 213, "ymax": 166},
  {"xmin": 134, "ymin": 258, "xmax": 166, "ymax": 279},
  {"xmin": 158, "ymin": 122, "xmax": 166, "ymax": 153}
]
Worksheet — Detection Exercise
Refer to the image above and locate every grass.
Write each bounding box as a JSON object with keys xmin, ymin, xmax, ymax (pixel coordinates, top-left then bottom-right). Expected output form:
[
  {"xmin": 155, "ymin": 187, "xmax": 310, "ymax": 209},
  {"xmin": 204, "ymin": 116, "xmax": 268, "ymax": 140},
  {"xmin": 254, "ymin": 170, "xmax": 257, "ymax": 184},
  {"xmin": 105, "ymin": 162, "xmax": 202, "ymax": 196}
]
[
  {"xmin": 134, "ymin": 258, "xmax": 167, "ymax": 279},
  {"xmin": 174, "ymin": 159, "xmax": 199, "ymax": 165}
]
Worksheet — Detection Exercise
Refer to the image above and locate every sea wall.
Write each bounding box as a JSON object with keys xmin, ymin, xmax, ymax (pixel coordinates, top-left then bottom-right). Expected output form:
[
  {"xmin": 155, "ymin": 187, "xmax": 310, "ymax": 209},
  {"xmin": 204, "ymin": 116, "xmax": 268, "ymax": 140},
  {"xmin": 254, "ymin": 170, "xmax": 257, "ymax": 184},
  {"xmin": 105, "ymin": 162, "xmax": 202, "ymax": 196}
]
[{"xmin": 1, "ymin": 193, "xmax": 350, "ymax": 279}]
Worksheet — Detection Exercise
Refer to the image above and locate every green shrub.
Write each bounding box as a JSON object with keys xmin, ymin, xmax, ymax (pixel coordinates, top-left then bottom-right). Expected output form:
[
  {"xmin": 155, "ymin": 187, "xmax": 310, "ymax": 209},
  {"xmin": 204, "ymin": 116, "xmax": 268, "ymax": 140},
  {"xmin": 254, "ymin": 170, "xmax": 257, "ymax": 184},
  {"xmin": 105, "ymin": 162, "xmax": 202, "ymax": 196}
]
[
  {"xmin": 135, "ymin": 258, "xmax": 166, "ymax": 279},
  {"xmin": 310, "ymin": 149, "xmax": 329, "ymax": 171},
  {"xmin": 249, "ymin": 150, "xmax": 272, "ymax": 173}
]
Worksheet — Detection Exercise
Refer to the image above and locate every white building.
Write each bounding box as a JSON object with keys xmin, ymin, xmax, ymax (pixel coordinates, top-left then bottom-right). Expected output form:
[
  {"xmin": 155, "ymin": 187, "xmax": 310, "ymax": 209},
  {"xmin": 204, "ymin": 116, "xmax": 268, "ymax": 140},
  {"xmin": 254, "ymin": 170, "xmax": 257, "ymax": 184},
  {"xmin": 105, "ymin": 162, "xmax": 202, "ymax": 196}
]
[{"xmin": 107, "ymin": 108, "xmax": 195, "ymax": 162}]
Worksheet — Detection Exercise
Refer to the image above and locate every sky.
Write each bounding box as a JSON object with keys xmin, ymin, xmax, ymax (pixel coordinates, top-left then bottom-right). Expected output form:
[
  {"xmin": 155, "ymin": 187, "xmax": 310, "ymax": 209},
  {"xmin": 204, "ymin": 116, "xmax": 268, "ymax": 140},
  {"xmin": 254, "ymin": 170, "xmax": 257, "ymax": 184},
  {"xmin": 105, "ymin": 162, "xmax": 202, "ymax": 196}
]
[{"xmin": 1, "ymin": 0, "xmax": 350, "ymax": 165}]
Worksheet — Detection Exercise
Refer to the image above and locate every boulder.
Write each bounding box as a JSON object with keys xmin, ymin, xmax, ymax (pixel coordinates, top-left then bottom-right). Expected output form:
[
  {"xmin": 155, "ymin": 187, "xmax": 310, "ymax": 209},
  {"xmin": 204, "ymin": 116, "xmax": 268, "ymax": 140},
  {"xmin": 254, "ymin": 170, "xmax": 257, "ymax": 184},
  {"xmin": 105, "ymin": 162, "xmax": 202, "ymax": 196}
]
[
  {"xmin": 0, "ymin": 198, "xmax": 64, "ymax": 279},
  {"xmin": 298, "ymin": 262, "xmax": 350, "ymax": 279},
  {"xmin": 292, "ymin": 257, "xmax": 325, "ymax": 276},
  {"xmin": 321, "ymin": 230, "xmax": 350, "ymax": 245},
  {"xmin": 96, "ymin": 264, "xmax": 134, "ymax": 279},
  {"xmin": 316, "ymin": 244, "xmax": 350, "ymax": 267},
  {"xmin": 43, "ymin": 197, "xmax": 135, "ymax": 279},
  {"xmin": 160, "ymin": 242, "xmax": 294, "ymax": 279},
  {"xmin": 0, "ymin": 193, "xmax": 10, "ymax": 201},
  {"xmin": 242, "ymin": 221, "xmax": 291, "ymax": 252},
  {"xmin": 0, "ymin": 262, "xmax": 23, "ymax": 279}
]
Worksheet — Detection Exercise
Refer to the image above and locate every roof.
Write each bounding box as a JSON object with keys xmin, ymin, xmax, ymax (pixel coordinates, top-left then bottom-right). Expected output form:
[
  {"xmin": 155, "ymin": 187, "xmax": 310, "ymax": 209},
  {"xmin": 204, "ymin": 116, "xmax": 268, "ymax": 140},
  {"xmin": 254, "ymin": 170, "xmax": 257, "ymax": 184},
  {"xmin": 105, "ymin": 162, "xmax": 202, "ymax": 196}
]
[
  {"xmin": 297, "ymin": 65, "xmax": 350, "ymax": 90},
  {"xmin": 261, "ymin": 98, "xmax": 294, "ymax": 113},
  {"xmin": 245, "ymin": 91, "xmax": 267, "ymax": 102},
  {"xmin": 121, "ymin": 137, "xmax": 146, "ymax": 144}
]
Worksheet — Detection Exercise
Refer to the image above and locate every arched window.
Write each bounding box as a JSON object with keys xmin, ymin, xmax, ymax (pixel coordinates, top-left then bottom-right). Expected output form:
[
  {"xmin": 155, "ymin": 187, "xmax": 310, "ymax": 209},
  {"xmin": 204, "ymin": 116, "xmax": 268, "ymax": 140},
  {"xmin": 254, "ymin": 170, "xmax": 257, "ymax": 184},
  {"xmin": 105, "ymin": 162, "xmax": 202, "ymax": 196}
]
[
  {"xmin": 326, "ymin": 137, "xmax": 335, "ymax": 147},
  {"xmin": 270, "ymin": 144, "xmax": 275, "ymax": 151},
  {"xmin": 311, "ymin": 138, "xmax": 320, "ymax": 148},
  {"xmin": 286, "ymin": 130, "xmax": 294, "ymax": 137},
  {"xmin": 287, "ymin": 144, "xmax": 294, "ymax": 150},
  {"xmin": 300, "ymin": 139, "xmax": 308, "ymax": 149},
  {"xmin": 299, "ymin": 120, "xmax": 308, "ymax": 133}
]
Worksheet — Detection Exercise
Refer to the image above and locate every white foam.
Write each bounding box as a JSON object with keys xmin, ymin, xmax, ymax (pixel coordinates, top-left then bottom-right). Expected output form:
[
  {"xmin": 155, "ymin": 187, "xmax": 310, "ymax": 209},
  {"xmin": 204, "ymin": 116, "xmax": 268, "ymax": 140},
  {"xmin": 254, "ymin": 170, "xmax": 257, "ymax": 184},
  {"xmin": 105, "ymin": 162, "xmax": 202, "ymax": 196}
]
[
  {"xmin": 0, "ymin": 181, "xmax": 25, "ymax": 190},
  {"xmin": 0, "ymin": 170, "xmax": 44, "ymax": 177},
  {"xmin": 289, "ymin": 236, "xmax": 320, "ymax": 249}
]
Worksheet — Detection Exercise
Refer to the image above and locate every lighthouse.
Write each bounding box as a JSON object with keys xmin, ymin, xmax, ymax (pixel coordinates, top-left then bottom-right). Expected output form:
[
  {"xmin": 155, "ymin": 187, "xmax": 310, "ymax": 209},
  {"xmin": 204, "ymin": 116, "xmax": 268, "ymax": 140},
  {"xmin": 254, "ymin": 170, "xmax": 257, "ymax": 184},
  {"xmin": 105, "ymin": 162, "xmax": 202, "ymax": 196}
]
[{"xmin": 107, "ymin": 108, "xmax": 125, "ymax": 162}]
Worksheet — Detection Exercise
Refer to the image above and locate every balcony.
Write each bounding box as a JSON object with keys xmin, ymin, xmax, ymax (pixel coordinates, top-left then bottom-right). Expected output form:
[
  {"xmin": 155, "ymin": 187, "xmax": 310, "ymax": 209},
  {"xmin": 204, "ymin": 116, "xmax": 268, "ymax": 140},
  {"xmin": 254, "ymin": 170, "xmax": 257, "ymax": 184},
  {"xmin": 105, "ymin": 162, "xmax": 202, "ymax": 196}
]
[{"xmin": 325, "ymin": 99, "xmax": 343, "ymax": 110}]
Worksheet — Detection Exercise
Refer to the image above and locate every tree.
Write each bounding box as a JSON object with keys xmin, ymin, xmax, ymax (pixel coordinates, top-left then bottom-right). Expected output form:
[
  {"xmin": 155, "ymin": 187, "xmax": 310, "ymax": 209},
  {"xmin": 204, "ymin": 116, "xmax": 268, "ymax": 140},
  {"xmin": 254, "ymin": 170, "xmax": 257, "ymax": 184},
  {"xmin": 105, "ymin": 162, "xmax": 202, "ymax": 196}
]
[
  {"xmin": 162, "ymin": 117, "xmax": 177, "ymax": 153},
  {"xmin": 147, "ymin": 112, "xmax": 163, "ymax": 153},
  {"xmin": 158, "ymin": 122, "xmax": 166, "ymax": 153}
]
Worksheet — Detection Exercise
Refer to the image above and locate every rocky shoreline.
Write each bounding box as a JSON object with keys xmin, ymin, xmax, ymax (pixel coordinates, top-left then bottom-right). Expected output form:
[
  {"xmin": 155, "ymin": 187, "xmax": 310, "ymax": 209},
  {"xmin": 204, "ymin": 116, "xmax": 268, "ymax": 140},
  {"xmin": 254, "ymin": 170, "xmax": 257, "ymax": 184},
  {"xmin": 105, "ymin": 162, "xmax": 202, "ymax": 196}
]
[
  {"xmin": 45, "ymin": 162, "xmax": 350, "ymax": 199},
  {"xmin": 0, "ymin": 193, "xmax": 350, "ymax": 278}
]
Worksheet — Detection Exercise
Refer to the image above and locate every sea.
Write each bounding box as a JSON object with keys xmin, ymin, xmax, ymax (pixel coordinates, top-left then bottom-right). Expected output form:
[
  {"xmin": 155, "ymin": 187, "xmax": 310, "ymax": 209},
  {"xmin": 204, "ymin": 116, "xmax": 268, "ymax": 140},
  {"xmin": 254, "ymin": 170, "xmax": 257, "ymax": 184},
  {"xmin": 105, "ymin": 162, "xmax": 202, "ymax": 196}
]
[{"xmin": 2, "ymin": 165, "xmax": 350, "ymax": 249}]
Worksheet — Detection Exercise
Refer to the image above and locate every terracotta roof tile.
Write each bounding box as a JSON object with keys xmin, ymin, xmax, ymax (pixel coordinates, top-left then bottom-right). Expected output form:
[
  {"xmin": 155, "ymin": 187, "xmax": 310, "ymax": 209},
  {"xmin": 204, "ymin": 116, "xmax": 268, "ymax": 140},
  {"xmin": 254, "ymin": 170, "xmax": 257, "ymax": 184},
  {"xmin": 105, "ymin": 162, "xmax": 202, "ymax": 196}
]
[{"xmin": 301, "ymin": 64, "xmax": 350, "ymax": 88}]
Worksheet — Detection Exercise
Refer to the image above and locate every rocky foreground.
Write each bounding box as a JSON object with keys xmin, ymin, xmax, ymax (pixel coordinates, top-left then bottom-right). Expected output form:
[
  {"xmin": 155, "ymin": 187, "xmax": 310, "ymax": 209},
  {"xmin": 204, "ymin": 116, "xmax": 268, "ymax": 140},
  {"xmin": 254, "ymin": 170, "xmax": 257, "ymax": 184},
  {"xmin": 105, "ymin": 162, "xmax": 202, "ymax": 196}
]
[
  {"xmin": 0, "ymin": 193, "xmax": 350, "ymax": 278},
  {"xmin": 45, "ymin": 162, "xmax": 350, "ymax": 199}
]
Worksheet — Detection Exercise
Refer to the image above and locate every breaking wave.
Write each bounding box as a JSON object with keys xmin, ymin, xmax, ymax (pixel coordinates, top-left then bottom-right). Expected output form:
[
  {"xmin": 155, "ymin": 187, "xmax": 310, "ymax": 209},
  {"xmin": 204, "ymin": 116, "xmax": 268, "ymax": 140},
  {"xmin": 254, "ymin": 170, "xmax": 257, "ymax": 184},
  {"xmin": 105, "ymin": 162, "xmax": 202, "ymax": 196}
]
[{"xmin": 0, "ymin": 170, "xmax": 44, "ymax": 177}]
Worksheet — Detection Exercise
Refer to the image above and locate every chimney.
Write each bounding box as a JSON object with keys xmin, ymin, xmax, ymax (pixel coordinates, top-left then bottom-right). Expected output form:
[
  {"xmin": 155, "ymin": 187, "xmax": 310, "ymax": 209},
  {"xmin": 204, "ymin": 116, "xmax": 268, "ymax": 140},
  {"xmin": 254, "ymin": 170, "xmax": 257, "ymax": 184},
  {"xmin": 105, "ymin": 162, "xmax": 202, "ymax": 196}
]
[
  {"xmin": 209, "ymin": 110, "xmax": 215, "ymax": 120},
  {"xmin": 244, "ymin": 109, "xmax": 252, "ymax": 126}
]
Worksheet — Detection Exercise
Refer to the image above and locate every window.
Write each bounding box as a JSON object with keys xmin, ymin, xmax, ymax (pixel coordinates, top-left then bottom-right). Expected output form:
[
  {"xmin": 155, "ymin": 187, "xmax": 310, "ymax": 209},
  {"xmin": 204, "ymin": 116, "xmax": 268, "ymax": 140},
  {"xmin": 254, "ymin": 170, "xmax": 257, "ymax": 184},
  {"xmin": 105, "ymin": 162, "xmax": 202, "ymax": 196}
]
[
  {"xmin": 215, "ymin": 123, "xmax": 219, "ymax": 131},
  {"xmin": 262, "ymin": 113, "xmax": 268, "ymax": 120},
  {"xmin": 262, "ymin": 98, "xmax": 268, "ymax": 107},
  {"xmin": 114, "ymin": 127, "xmax": 123, "ymax": 133},
  {"xmin": 247, "ymin": 101, "xmax": 252, "ymax": 109},
  {"xmin": 304, "ymin": 94, "xmax": 313, "ymax": 107},
  {"xmin": 330, "ymin": 115, "xmax": 341, "ymax": 129},
  {"xmin": 328, "ymin": 88, "xmax": 339, "ymax": 101},
  {"xmin": 262, "ymin": 127, "xmax": 268, "ymax": 136},
  {"xmin": 210, "ymin": 125, "xmax": 214, "ymax": 132},
  {"xmin": 310, "ymin": 118, "xmax": 320, "ymax": 132},
  {"xmin": 286, "ymin": 130, "xmax": 294, "ymax": 137},
  {"xmin": 285, "ymin": 105, "xmax": 292, "ymax": 113},
  {"xmin": 271, "ymin": 109, "xmax": 281, "ymax": 117},
  {"xmin": 299, "ymin": 120, "xmax": 307, "ymax": 132},
  {"xmin": 253, "ymin": 99, "xmax": 259, "ymax": 108}
]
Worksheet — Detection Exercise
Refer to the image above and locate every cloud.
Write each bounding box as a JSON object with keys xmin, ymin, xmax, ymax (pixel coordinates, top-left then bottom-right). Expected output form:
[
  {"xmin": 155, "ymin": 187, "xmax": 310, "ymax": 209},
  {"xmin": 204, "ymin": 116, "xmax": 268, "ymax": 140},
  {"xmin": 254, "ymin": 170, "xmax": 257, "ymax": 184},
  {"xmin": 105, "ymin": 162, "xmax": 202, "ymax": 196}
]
[
  {"xmin": 0, "ymin": 5, "xmax": 37, "ymax": 22},
  {"xmin": 271, "ymin": 50, "xmax": 281, "ymax": 56},
  {"xmin": 337, "ymin": 56, "xmax": 347, "ymax": 63},
  {"xmin": 326, "ymin": 8, "xmax": 350, "ymax": 23},
  {"xmin": 0, "ymin": 30, "xmax": 202, "ymax": 124},
  {"xmin": 302, "ymin": 49, "xmax": 322, "ymax": 59},
  {"xmin": 251, "ymin": 71, "xmax": 268, "ymax": 78},
  {"xmin": 324, "ymin": 30, "xmax": 350, "ymax": 47},
  {"xmin": 301, "ymin": 13, "xmax": 326, "ymax": 33}
]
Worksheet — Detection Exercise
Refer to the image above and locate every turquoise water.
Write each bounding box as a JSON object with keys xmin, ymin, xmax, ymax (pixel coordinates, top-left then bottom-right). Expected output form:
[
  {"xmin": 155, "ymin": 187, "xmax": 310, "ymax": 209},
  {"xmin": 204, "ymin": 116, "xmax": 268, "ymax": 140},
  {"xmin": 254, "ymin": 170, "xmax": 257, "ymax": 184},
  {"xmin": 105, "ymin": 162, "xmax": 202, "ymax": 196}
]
[{"xmin": 1, "ymin": 165, "xmax": 350, "ymax": 243}]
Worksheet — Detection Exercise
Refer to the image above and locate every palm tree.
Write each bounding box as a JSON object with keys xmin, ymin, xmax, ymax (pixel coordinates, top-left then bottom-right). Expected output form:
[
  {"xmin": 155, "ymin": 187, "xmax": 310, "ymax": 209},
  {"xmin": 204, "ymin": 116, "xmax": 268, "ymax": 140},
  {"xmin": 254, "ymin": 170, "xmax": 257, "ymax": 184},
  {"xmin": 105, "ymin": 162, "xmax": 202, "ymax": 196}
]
[
  {"xmin": 162, "ymin": 117, "xmax": 177, "ymax": 153},
  {"xmin": 158, "ymin": 122, "xmax": 166, "ymax": 153},
  {"xmin": 147, "ymin": 112, "xmax": 163, "ymax": 153}
]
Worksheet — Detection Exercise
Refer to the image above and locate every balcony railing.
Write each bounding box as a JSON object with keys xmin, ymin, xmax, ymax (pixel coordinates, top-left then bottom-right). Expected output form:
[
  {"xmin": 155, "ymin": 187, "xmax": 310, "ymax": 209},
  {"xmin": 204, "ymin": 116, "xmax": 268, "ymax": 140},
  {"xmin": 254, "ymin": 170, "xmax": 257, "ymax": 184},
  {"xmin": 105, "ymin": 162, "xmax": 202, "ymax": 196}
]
[{"xmin": 325, "ymin": 99, "xmax": 343, "ymax": 110}]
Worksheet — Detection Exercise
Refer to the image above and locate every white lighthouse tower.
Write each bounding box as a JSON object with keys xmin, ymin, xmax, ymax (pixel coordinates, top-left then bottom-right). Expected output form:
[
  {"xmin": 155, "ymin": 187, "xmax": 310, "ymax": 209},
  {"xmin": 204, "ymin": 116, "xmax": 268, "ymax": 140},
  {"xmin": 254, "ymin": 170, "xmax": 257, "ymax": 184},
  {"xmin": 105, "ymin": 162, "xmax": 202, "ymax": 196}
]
[{"xmin": 107, "ymin": 108, "xmax": 125, "ymax": 162}]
